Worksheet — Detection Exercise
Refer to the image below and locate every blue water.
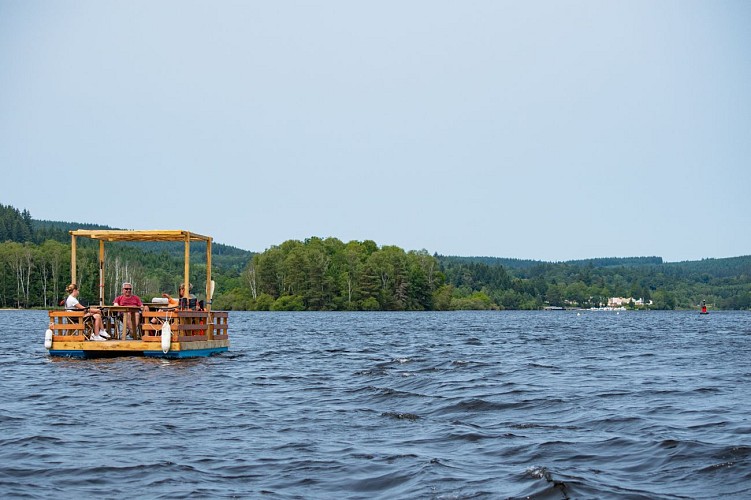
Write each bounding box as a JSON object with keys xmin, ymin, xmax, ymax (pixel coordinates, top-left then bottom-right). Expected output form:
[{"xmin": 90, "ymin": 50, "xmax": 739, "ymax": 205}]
[{"xmin": 1, "ymin": 310, "xmax": 750, "ymax": 499}]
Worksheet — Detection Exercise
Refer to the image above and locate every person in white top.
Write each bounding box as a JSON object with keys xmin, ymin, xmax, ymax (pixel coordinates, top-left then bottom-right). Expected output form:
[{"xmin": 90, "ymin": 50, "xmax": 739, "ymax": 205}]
[{"xmin": 64, "ymin": 283, "xmax": 110, "ymax": 341}]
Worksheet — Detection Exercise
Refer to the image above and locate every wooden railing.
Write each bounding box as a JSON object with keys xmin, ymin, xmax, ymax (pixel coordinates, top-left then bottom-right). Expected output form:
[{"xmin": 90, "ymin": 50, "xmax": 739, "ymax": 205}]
[
  {"xmin": 48, "ymin": 311, "xmax": 88, "ymax": 340},
  {"xmin": 141, "ymin": 310, "xmax": 229, "ymax": 342},
  {"xmin": 48, "ymin": 309, "xmax": 229, "ymax": 343}
]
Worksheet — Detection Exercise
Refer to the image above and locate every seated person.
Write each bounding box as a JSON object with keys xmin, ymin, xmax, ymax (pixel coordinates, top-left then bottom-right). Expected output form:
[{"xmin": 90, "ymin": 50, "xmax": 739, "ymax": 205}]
[
  {"xmin": 161, "ymin": 283, "xmax": 189, "ymax": 308},
  {"xmin": 163, "ymin": 283, "xmax": 202, "ymax": 310},
  {"xmin": 64, "ymin": 283, "xmax": 110, "ymax": 340},
  {"xmin": 113, "ymin": 282, "xmax": 146, "ymax": 339},
  {"xmin": 150, "ymin": 283, "xmax": 201, "ymax": 325}
]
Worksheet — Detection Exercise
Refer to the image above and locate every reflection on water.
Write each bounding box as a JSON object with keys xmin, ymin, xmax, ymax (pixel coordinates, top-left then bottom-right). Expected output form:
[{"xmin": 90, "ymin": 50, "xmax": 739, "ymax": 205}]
[{"xmin": 1, "ymin": 310, "xmax": 750, "ymax": 498}]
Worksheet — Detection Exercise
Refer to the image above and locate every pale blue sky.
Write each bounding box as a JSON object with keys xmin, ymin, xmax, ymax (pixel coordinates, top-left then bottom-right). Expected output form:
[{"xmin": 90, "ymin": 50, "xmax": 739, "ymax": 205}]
[{"xmin": 2, "ymin": 1, "xmax": 749, "ymax": 262}]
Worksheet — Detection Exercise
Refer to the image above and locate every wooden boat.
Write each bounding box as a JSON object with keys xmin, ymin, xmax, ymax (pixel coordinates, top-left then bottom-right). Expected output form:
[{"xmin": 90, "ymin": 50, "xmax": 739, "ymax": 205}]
[{"xmin": 45, "ymin": 229, "xmax": 229, "ymax": 358}]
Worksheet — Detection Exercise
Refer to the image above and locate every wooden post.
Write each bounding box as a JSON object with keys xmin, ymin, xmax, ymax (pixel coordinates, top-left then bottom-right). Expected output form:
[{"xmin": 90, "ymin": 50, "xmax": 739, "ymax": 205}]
[
  {"xmin": 206, "ymin": 238, "xmax": 212, "ymax": 311},
  {"xmin": 70, "ymin": 233, "xmax": 77, "ymax": 285},
  {"xmin": 184, "ymin": 233, "xmax": 190, "ymax": 307},
  {"xmin": 206, "ymin": 237, "xmax": 213, "ymax": 339},
  {"xmin": 99, "ymin": 240, "xmax": 105, "ymax": 306}
]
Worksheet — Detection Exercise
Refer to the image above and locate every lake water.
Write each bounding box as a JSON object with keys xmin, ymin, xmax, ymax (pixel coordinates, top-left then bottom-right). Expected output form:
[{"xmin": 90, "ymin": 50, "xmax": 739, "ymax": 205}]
[{"xmin": 1, "ymin": 310, "xmax": 750, "ymax": 499}]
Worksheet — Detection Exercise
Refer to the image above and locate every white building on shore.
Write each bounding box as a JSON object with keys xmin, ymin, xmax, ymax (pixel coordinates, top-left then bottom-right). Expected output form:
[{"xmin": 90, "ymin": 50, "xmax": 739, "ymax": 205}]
[{"xmin": 608, "ymin": 297, "xmax": 653, "ymax": 307}]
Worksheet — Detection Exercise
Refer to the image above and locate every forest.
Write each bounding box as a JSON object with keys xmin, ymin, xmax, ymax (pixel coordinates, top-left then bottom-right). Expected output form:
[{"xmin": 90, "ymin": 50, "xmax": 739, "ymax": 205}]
[{"xmin": 1, "ymin": 203, "xmax": 750, "ymax": 311}]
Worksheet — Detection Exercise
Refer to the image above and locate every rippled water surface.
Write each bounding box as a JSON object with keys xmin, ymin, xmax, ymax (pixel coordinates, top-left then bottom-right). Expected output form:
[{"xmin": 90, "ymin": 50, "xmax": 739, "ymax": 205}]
[{"xmin": 2, "ymin": 310, "xmax": 750, "ymax": 499}]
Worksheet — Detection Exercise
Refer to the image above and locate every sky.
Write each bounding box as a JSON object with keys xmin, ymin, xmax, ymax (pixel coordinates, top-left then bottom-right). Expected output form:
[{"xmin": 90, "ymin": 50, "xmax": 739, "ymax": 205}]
[{"xmin": 1, "ymin": 1, "xmax": 749, "ymax": 262}]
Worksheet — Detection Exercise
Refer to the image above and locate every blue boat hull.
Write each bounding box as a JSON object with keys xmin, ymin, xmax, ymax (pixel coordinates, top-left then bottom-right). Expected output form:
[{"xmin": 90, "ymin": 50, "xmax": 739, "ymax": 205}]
[{"xmin": 48, "ymin": 345, "xmax": 229, "ymax": 359}]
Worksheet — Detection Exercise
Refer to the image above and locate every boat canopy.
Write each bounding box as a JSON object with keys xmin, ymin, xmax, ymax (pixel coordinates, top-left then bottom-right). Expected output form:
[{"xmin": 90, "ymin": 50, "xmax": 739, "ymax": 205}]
[
  {"xmin": 69, "ymin": 229, "xmax": 211, "ymax": 243},
  {"xmin": 69, "ymin": 229, "xmax": 213, "ymax": 310}
]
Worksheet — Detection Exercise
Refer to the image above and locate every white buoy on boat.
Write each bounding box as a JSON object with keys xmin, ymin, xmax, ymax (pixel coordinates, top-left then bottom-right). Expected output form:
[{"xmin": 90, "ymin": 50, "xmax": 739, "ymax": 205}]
[
  {"xmin": 161, "ymin": 321, "xmax": 171, "ymax": 354},
  {"xmin": 44, "ymin": 328, "xmax": 53, "ymax": 349}
]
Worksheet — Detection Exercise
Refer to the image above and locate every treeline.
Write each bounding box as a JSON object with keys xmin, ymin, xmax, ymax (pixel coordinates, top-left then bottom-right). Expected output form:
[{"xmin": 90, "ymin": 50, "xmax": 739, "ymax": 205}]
[
  {"xmin": 1, "ymin": 203, "xmax": 750, "ymax": 310},
  {"xmin": 217, "ymin": 238, "xmax": 441, "ymax": 311},
  {"xmin": 0, "ymin": 238, "xmax": 194, "ymax": 309},
  {"xmin": 0, "ymin": 203, "xmax": 250, "ymax": 308},
  {"xmin": 214, "ymin": 240, "xmax": 751, "ymax": 311}
]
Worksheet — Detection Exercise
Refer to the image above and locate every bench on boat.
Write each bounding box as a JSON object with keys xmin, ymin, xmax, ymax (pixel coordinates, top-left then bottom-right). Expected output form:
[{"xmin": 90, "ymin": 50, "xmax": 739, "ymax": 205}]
[{"xmin": 48, "ymin": 311, "xmax": 90, "ymax": 340}]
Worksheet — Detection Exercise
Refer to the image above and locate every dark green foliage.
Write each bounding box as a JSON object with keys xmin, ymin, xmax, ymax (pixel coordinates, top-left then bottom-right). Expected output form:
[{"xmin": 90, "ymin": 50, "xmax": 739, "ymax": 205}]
[
  {"xmin": 242, "ymin": 239, "xmax": 443, "ymax": 311},
  {"xmin": 438, "ymin": 255, "xmax": 544, "ymax": 269},
  {"xmin": 0, "ymin": 204, "xmax": 34, "ymax": 243}
]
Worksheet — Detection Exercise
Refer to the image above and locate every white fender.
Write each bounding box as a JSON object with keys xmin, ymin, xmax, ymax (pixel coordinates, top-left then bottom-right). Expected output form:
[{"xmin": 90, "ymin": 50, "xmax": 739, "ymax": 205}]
[
  {"xmin": 161, "ymin": 321, "xmax": 171, "ymax": 354},
  {"xmin": 44, "ymin": 328, "xmax": 53, "ymax": 349}
]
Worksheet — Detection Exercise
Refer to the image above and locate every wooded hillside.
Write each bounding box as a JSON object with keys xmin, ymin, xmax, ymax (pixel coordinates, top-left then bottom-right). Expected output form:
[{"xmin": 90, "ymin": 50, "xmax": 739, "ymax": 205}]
[{"xmin": 1, "ymin": 203, "xmax": 749, "ymax": 310}]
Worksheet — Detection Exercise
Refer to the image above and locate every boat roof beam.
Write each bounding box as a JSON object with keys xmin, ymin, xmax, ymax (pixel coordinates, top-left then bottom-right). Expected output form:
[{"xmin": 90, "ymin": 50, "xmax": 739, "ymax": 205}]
[{"xmin": 69, "ymin": 229, "xmax": 212, "ymax": 243}]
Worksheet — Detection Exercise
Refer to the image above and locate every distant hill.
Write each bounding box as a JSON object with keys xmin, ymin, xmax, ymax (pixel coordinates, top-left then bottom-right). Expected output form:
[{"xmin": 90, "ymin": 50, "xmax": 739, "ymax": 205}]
[
  {"xmin": 663, "ymin": 256, "xmax": 751, "ymax": 280},
  {"xmin": 32, "ymin": 219, "xmax": 112, "ymax": 231},
  {"xmin": 562, "ymin": 256, "xmax": 664, "ymax": 267},
  {"xmin": 437, "ymin": 255, "xmax": 545, "ymax": 269},
  {"xmin": 436, "ymin": 255, "xmax": 664, "ymax": 269}
]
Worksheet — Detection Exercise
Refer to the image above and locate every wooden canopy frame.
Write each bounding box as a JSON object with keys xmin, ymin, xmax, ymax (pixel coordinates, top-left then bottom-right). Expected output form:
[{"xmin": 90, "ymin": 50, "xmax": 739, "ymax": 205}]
[{"xmin": 69, "ymin": 230, "xmax": 213, "ymax": 311}]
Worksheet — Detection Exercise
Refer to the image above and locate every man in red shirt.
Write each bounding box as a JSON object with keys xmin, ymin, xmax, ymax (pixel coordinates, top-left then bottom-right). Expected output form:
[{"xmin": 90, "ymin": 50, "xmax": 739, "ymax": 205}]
[{"xmin": 113, "ymin": 282, "xmax": 144, "ymax": 339}]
